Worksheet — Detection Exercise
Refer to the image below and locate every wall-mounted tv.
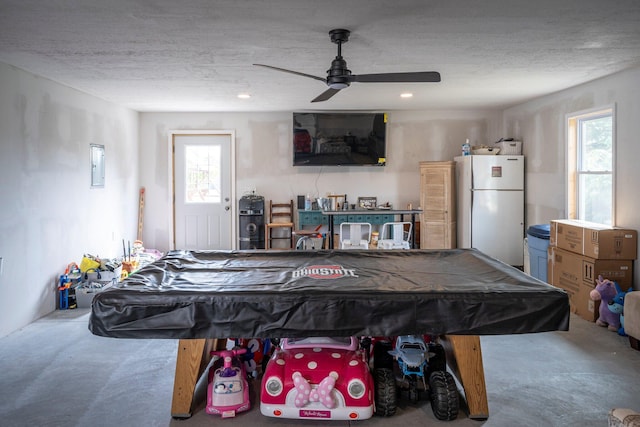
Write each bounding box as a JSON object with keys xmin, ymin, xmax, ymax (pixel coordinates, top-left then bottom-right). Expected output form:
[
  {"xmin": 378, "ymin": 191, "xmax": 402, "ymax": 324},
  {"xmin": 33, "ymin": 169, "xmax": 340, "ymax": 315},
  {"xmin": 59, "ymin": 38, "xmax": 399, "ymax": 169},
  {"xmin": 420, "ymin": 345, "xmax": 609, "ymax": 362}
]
[{"xmin": 293, "ymin": 112, "xmax": 387, "ymax": 166}]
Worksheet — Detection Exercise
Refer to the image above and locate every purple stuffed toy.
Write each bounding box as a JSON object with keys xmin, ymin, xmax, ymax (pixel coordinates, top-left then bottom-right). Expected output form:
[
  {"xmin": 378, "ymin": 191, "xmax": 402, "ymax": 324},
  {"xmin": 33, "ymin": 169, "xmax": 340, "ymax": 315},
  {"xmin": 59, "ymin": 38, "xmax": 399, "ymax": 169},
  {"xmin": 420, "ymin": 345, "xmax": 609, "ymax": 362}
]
[{"xmin": 589, "ymin": 275, "xmax": 621, "ymax": 332}]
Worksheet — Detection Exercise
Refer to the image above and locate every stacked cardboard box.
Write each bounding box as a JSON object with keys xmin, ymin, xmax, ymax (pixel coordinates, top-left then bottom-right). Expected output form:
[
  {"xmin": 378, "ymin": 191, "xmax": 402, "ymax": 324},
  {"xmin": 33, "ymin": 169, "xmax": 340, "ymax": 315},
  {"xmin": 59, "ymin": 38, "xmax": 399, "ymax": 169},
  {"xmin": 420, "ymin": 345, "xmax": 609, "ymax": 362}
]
[{"xmin": 547, "ymin": 219, "xmax": 637, "ymax": 322}]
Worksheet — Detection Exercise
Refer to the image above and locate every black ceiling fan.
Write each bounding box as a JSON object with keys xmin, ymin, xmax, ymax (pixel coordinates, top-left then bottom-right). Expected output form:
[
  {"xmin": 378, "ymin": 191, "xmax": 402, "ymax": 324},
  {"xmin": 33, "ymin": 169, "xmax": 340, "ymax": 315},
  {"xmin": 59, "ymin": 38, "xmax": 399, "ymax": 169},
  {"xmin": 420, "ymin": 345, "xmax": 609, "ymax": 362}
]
[{"xmin": 254, "ymin": 29, "xmax": 441, "ymax": 103}]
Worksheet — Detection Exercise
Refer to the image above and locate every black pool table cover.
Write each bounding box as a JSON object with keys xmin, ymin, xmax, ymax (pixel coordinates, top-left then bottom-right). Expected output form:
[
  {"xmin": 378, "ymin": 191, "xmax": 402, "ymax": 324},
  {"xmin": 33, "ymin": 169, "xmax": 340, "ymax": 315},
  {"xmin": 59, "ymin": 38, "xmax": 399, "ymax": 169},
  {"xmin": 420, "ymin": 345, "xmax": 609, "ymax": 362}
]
[{"xmin": 89, "ymin": 248, "xmax": 569, "ymax": 339}]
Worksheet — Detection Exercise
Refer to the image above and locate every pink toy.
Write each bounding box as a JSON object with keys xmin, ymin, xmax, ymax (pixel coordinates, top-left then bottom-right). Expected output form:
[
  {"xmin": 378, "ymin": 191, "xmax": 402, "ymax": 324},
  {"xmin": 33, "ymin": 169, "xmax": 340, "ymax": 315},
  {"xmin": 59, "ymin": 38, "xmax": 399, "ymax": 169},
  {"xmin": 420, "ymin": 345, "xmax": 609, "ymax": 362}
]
[
  {"xmin": 590, "ymin": 275, "xmax": 621, "ymax": 332},
  {"xmin": 206, "ymin": 348, "xmax": 250, "ymax": 418},
  {"xmin": 260, "ymin": 336, "xmax": 374, "ymax": 421}
]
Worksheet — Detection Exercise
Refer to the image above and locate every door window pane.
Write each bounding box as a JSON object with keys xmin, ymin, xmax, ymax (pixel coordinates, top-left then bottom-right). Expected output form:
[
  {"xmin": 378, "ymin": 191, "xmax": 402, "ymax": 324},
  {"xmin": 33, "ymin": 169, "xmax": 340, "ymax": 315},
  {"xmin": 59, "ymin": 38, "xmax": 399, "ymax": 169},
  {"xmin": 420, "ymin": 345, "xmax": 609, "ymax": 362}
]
[{"xmin": 185, "ymin": 145, "xmax": 221, "ymax": 203}]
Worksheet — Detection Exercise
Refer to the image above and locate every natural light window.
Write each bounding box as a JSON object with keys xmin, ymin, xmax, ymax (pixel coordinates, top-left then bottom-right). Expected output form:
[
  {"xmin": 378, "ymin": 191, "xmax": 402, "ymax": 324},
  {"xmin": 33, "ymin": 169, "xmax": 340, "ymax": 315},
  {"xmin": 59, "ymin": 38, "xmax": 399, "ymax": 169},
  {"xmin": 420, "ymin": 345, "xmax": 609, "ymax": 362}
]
[
  {"xmin": 567, "ymin": 107, "xmax": 615, "ymax": 225},
  {"xmin": 184, "ymin": 145, "xmax": 221, "ymax": 204}
]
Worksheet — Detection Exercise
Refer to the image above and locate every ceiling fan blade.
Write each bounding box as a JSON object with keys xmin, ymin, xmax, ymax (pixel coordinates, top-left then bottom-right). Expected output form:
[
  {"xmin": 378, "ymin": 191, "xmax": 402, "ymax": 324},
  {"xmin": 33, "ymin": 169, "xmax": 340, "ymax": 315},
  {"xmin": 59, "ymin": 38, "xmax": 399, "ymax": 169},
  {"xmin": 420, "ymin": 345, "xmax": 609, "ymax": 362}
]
[
  {"xmin": 351, "ymin": 71, "xmax": 441, "ymax": 83},
  {"xmin": 253, "ymin": 64, "xmax": 326, "ymax": 83},
  {"xmin": 311, "ymin": 88, "xmax": 341, "ymax": 103}
]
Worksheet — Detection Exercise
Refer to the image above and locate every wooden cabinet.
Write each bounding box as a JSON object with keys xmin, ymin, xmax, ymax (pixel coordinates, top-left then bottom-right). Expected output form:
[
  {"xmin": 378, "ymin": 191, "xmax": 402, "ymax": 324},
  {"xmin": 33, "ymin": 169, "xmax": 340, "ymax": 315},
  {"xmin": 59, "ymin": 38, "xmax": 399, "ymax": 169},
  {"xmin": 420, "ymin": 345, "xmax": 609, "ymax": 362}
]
[{"xmin": 420, "ymin": 161, "xmax": 456, "ymax": 249}]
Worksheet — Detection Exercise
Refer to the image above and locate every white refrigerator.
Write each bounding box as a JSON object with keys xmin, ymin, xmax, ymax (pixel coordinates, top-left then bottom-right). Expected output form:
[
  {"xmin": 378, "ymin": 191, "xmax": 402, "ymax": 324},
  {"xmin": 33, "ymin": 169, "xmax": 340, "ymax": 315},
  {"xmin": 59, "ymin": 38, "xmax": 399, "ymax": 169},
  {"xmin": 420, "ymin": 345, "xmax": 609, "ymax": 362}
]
[{"xmin": 454, "ymin": 155, "xmax": 524, "ymax": 266}]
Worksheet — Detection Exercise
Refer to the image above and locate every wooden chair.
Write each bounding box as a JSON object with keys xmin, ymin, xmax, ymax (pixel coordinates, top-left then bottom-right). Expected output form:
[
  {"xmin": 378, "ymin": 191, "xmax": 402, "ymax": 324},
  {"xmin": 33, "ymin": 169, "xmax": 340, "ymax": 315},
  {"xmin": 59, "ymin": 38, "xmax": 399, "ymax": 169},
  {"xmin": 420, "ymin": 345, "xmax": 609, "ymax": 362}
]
[{"xmin": 265, "ymin": 200, "xmax": 295, "ymax": 249}]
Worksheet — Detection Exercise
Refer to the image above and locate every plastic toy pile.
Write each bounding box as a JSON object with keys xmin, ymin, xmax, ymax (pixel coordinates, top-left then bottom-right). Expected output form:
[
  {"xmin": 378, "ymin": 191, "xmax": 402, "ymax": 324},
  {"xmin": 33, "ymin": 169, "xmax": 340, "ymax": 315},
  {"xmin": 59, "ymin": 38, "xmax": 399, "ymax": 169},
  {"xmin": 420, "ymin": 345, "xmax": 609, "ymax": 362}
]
[
  {"xmin": 207, "ymin": 334, "xmax": 459, "ymax": 422},
  {"xmin": 58, "ymin": 256, "xmax": 122, "ymax": 310},
  {"xmin": 120, "ymin": 239, "xmax": 163, "ymax": 276},
  {"xmin": 58, "ymin": 241, "xmax": 163, "ymax": 310}
]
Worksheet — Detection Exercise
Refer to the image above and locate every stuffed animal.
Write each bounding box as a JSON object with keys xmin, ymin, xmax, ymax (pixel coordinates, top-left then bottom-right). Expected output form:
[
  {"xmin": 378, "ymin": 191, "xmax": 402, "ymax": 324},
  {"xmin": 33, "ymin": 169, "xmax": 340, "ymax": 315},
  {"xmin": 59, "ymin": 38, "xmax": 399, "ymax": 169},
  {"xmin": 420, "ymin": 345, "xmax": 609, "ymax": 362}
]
[
  {"xmin": 589, "ymin": 275, "xmax": 621, "ymax": 332},
  {"xmin": 608, "ymin": 283, "xmax": 633, "ymax": 336}
]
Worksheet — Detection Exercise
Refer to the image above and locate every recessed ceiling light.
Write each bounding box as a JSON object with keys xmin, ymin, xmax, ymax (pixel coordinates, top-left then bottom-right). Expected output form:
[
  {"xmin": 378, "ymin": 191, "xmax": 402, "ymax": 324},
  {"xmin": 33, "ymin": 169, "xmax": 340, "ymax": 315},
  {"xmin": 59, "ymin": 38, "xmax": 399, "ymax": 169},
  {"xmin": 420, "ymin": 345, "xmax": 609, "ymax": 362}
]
[
  {"xmin": 237, "ymin": 93, "xmax": 251, "ymax": 99},
  {"xmin": 400, "ymin": 93, "xmax": 413, "ymax": 98}
]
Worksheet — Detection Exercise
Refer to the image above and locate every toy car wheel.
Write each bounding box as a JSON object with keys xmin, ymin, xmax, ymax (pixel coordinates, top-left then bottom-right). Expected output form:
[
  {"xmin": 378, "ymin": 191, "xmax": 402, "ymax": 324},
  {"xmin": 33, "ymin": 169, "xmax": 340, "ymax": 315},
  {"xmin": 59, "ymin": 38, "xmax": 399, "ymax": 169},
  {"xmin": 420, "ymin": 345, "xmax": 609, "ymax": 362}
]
[
  {"xmin": 426, "ymin": 342, "xmax": 447, "ymax": 376},
  {"xmin": 373, "ymin": 340, "xmax": 394, "ymax": 370},
  {"xmin": 374, "ymin": 368, "xmax": 397, "ymax": 417},
  {"xmin": 428, "ymin": 370, "xmax": 459, "ymax": 421}
]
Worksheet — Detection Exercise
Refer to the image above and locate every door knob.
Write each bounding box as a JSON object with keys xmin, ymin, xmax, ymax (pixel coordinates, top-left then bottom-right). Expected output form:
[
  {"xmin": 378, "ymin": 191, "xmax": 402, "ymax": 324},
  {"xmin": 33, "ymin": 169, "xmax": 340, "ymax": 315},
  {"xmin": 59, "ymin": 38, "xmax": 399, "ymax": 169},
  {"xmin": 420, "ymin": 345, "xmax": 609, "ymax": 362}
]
[{"xmin": 225, "ymin": 206, "xmax": 230, "ymax": 211}]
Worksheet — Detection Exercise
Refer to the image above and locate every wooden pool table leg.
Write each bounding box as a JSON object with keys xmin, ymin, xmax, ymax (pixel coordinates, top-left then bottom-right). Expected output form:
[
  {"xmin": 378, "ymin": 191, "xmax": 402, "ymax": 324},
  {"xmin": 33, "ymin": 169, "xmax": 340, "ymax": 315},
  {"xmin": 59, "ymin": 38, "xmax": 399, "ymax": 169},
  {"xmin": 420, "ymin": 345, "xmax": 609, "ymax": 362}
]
[
  {"xmin": 171, "ymin": 338, "xmax": 218, "ymax": 419},
  {"xmin": 441, "ymin": 335, "xmax": 489, "ymax": 420}
]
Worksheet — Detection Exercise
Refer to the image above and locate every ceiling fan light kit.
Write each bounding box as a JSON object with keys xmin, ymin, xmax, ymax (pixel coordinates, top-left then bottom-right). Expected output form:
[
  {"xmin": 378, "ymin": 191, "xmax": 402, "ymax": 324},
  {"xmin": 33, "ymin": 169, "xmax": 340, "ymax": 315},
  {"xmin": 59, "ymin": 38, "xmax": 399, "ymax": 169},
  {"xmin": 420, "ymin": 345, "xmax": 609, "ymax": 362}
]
[{"xmin": 254, "ymin": 28, "xmax": 441, "ymax": 103}]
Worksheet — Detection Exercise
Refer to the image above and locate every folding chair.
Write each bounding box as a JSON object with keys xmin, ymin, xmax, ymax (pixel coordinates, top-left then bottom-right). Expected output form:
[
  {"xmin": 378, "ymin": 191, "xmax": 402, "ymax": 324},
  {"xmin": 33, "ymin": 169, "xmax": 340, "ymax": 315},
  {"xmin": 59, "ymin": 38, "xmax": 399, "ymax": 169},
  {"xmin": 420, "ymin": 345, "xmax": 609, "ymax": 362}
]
[
  {"xmin": 377, "ymin": 222, "xmax": 412, "ymax": 249},
  {"xmin": 339, "ymin": 222, "xmax": 372, "ymax": 249}
]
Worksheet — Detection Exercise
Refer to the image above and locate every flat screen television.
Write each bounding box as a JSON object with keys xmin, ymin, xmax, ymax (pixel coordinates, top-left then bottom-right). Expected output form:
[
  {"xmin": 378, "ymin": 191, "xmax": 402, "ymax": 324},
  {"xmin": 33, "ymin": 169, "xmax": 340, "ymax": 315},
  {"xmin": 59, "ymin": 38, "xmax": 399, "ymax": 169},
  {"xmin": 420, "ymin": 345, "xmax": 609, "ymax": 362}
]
[{"xmin": 293, "ymin": 112, "xmax": 387, "ymax": 166}]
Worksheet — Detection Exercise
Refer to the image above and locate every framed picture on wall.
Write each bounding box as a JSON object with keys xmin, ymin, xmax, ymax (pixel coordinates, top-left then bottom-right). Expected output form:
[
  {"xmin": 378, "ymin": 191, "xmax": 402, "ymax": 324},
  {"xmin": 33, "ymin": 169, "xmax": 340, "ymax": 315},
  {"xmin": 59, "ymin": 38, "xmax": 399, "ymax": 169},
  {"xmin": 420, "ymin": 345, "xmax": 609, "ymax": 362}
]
[{"xmin": 357, "ymin": 197, "xmax": 377, "ymax": 209}]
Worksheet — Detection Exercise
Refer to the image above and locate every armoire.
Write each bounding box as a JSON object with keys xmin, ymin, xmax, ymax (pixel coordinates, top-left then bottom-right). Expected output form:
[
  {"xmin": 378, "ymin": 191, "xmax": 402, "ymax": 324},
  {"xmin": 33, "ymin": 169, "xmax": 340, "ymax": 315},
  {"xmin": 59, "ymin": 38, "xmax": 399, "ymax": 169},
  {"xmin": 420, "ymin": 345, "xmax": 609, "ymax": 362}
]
[{"xmin": 419, "ymin": 161, "xmax": 456, "ymax": 249}]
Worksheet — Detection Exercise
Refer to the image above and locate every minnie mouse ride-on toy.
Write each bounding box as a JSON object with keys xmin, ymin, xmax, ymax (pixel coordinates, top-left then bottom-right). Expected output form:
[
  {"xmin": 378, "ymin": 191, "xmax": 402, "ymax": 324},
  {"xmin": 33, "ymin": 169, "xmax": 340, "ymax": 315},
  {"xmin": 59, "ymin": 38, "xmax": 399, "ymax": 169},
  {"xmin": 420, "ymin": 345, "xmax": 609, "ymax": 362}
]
[{"xmin": 206, "ymin": 348, "xmax": 250, "ymax": 418}]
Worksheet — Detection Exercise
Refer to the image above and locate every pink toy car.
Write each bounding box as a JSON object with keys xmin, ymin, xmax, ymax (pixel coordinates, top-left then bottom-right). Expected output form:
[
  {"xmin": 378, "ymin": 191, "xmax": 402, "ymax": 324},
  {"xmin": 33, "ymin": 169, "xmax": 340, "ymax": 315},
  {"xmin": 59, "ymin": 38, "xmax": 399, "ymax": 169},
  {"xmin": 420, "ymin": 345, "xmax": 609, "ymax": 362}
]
[
  {"xmin": 206, "ymin": 348, "xmax": 250, "ymax": 418},
  {"xmin": 260, "ymin": 336, "xmax": 374, "ymax": 421}
]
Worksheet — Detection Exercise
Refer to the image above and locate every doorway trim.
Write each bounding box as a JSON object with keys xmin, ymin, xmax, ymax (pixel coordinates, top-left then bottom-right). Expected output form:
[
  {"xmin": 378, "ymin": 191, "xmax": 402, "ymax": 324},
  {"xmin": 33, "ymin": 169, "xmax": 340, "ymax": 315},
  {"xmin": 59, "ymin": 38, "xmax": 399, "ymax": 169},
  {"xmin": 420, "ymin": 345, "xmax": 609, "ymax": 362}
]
[{"xmin": 168, "ymin": 130, "xmax": 236, "ymax": 250}]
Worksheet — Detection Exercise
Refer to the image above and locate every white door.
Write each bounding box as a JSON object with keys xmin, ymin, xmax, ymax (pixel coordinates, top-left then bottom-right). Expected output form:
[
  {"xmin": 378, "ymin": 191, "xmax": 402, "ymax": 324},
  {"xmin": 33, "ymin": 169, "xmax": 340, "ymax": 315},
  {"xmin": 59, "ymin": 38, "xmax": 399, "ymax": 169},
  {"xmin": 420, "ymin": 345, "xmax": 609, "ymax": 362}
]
[{"xmin": 173, "ymin": 132, "xmax": 234, "ymax": 250}]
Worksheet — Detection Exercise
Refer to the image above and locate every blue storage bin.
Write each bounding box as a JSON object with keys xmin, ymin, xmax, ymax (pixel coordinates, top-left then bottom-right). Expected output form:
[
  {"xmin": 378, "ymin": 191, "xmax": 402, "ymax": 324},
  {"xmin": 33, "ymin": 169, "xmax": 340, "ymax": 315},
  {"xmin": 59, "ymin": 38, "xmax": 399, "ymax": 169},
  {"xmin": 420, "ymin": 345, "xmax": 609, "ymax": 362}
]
[{"xmin": 527, "ymin": 224, "xmax": 550, "ymax": 282}]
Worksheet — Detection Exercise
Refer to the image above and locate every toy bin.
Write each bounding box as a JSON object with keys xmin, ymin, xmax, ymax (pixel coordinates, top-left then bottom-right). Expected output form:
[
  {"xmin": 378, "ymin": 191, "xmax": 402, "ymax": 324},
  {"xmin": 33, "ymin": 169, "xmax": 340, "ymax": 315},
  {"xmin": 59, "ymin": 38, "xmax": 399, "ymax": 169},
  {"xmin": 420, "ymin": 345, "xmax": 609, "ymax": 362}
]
[
  {"xmin": 74, "ymin": 280, "xmax": 114, "ymax": 308},
  {"xmin": 527, "ymin": 224, "xmax": 550, "ymax": 283},
  {"xmin": 496, "ymin": 140, "xmax": 522, "ymax": 155}
]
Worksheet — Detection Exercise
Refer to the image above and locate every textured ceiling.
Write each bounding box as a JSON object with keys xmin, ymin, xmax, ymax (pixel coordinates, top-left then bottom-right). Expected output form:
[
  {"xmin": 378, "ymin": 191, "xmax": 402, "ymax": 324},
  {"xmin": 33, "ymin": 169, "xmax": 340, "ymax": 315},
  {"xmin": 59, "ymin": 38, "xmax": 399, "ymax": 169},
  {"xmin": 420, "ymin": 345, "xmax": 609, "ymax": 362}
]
[{"xmin": 1, "ymin": 0, "xmax": 639, "ymax": 112}]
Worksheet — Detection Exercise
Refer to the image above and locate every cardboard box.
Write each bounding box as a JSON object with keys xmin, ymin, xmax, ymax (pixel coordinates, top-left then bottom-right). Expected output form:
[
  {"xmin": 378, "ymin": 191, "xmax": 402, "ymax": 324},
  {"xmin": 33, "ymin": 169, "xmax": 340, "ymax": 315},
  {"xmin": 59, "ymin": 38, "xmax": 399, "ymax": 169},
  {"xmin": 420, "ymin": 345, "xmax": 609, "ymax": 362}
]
[
  {"xmin": 550, "ymin": 219, "xmax": 637, "ymax": 260},
  {"xmin": 548, "ymin": 270, "xmax": 597, "ymax": 322},
  {"xmin": 549, "ymin": 246, "xmax": 634, "ymax": 290},
  {"xmin": 574, "ymin": 282, "xmax": 598, "ymax": 322},
  {"xmin": 548, "ymin": 246, "xmax": 634, "ymax": 322}
]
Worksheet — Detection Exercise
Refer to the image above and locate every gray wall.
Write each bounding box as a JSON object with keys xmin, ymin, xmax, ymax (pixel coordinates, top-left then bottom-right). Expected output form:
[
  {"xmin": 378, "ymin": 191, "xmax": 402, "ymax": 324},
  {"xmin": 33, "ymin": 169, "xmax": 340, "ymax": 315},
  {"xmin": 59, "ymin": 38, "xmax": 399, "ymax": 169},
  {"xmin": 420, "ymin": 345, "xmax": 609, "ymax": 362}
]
[{"xmin": 0, "ymin": 63, "xmax": 140, "ymax": 338}]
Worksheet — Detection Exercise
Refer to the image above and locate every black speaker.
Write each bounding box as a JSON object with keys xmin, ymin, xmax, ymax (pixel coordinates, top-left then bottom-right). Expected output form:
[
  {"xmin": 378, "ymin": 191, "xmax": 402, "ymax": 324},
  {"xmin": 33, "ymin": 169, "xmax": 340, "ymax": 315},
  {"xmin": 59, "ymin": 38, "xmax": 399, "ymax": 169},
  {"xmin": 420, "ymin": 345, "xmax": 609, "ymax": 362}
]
[
  {"xmin": 239, "ymin": 194, "xmax": 265, "ymax": 214},
  {"xmin": 239, "ymin": 239, "xmax": 263, "ymax": 250},
  {"xmin": 297, "ymin": 195, "xmax": 305, "ymax": 210},
  {"xmin": 238, "ymin": 194, "xmax": 265, "ymax": 249},
  {"xmin": 239, "ymin": 214, "xmax": 264, "ymax": 240}
]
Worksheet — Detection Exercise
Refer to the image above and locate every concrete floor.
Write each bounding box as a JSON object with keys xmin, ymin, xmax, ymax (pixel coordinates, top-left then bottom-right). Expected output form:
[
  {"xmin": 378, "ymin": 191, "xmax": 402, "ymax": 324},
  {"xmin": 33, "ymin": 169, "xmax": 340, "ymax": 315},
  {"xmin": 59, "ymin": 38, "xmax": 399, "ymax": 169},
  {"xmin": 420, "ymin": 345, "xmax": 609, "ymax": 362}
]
[{"xmin": 0, "ymin": 310, "xmax": 639, "ymax": 427}]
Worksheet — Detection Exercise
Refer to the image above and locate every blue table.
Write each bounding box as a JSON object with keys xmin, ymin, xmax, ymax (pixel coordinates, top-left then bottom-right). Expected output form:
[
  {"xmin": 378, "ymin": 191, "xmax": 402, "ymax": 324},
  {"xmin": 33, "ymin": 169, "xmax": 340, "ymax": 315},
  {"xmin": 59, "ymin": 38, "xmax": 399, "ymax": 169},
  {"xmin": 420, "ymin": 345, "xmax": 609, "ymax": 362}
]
[{"xmin": 320, "ymin": 209, "xmax": 422, "ymax": 249}]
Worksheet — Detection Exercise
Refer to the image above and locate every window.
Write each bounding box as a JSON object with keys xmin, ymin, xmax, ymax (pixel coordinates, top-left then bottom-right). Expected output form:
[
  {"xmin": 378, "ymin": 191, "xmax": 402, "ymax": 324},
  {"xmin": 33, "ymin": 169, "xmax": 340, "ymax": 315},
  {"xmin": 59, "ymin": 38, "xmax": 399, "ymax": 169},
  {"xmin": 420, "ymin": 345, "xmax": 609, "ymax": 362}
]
[
  {"xmin": 184, "ymin": 144, "xmax": 221, "ymax": 203},
  {"xmin": 567, "ymin": 107, "xmax": 615, "ymax": 225}
]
